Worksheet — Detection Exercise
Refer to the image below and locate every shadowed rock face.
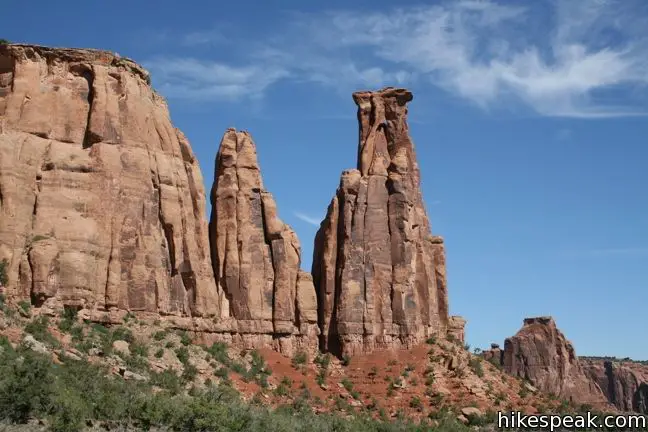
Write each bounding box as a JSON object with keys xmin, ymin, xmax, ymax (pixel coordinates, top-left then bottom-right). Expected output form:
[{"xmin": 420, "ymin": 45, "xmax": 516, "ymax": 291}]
[
  {"xmin": 209, "ymin": 129, "xmax": 318, "ymax": 354},
  {"xmin": 503, "ymin": 317, "xmax": 610, "ymax": 408},
  {"xmin": 582, "ymin": 359, "xmax": 648, "ymax": 413},
  {"xmin": 0, "ymin": 44, "xmax": 222, "ymax": 317},
  {"xmin": 312, "ymin": 87, "xmax": 451, "ymax": 356}
]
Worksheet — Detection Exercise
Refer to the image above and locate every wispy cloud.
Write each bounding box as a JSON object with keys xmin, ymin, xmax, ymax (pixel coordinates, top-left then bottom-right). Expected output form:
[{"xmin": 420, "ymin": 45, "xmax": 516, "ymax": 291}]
[
  {"xmin": 145, "ymin": 0, "xmax": 648, "ymax": 116},
  {"xmin": 294, "ymin": 212, "xmax": 322, "ymax": 227},
  {"xmin": 143, "ymin": 57, "xmax": 289, "ymax": 100}
]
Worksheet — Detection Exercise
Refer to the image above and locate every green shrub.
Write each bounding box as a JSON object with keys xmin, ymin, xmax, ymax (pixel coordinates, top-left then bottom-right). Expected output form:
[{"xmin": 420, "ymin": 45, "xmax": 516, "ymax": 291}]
[
  {"xmin": 153, "ymin": 330, "xmax": 167, "ymax": 341},
  {"xmin": 175, "ymin": 347, "xmax": 189, "ymax": 365},
  {"xmin": 291, "ymin": 350, "xmax": 308, "ymax": 367},
  {"xmin": 17, "ymin": 300, "xmax": 31, "ymax": 315},
  {"xmin": 155, "ymin": 348, "xmax": 164, "ymax": 358},
  {"xmin": 469, "ymin": 357, "xmax": 484, "ymax": 377},
  {"xmin": 25, "ymin": 316, "xmax": 60, "ymax": 347},
  {"xmin": 341, "ymin": 378, "xmax": 354, "ymax": 392},
  {"xmin": 0, "ymin": 259, "xmax": 8, "ymax": 286},
  {"xmin": 178, "ymin": 331, "xmax": 191, "ymax": 346},
  {"xmin": 205, "ymin": 341, "xmax": 230, "ymax": 365},
  {"xmin": 342, "ymin": 354, "xmax": 351, "ymax": 366},
  {"xmin": 111, "ymin": 326, "xmax": 134, "ymax": 343}
]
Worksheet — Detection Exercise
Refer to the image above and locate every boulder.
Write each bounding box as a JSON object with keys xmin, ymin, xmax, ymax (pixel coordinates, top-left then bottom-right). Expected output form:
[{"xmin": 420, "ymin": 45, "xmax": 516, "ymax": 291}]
[{"xmin": 112, "ymin": 340, "xmax": 130, "ymax": 356}]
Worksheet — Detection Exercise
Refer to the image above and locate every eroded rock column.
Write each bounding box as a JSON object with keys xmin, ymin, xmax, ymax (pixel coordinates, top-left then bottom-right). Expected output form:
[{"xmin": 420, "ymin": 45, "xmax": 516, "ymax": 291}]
[
  {"xmin": 312, "ymin": 87, "xmax": 451, "ymax": 356},
  {"xmin": 209, "ymin": 129, "xmax": 318, "ymax": 355}
]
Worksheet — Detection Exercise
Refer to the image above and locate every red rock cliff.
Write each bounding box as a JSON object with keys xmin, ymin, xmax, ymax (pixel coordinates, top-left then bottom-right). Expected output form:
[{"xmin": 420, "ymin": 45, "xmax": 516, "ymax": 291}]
[
  {"xmin": 209, "ymin": 129, "xmax": 318, "ymax": 355},
  {"xmin": 0, "ymin": 44, "xmax": 223, "ymax": 317},
  {"xmin": 312, "ymin": 87, "xmax": 451, "ymax": 356},
  {"xmin": 582, "ymin": 358, "xmax": 648, "ymax": 413},
  {"xmin": 503, "ymin": 317, "xmax": 610, "ymax": 408}
]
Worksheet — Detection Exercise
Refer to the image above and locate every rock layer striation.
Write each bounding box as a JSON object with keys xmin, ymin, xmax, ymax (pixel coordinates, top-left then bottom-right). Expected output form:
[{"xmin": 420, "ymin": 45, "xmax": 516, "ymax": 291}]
[
  {"xmin": 209, "ymin": 129, "xmax": 318, "ymax": 354},
  {"xmin": 0, "ymin": 44, "xmax": 222, "ymax": 316},
  {"xmin": 312, "ymin": 87, "xmax": 451, "ymax": 356},
  {"xmin": 502, "ymin": 317, "xmax": 610, "ymax": 407}
]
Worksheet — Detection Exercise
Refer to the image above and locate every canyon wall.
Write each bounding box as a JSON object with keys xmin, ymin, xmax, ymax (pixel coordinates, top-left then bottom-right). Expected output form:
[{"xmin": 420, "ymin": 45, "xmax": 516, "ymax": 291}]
[
  {"xmin": 0, "ymin": 44, "xmax": 223, "ymax": 317},
  {"xmin": 312, "ymin": 87, "xmax": 452, "ymax": 356},
  {"xmin": 582, "ymin": 358, "xmax": 648, "ymax": 413}
]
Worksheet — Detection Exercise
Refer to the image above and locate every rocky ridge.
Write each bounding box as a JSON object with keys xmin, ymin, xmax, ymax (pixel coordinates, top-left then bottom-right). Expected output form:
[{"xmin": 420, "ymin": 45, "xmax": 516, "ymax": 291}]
[
  {"xmin": 312, "ymin": 87, "xmax": 456, "ymax": 356},
  {"xmin": 501, "ymin": 317, "xmax": 610, "ymax": 408}
]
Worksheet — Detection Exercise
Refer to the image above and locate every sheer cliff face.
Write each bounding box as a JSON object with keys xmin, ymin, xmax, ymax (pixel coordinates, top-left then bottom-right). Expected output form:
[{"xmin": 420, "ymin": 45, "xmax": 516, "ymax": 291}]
[
  {"xmin": 0, "ymin": 44, "xmax": 223, "ymax": 317},
  {"xmin": 582, "ymin": 359, "xmax": 648, "ymax": 413},
  {"xmin": 209, "ymin": 129, "xmax": 318, "ymax": 354},
  {"xmin": 503, "ymin": 317, "xmax": 609, "ymax": 408},
  {"xmin": 312, "ymin": 87, "xmax": 450, "ymax": 356}
]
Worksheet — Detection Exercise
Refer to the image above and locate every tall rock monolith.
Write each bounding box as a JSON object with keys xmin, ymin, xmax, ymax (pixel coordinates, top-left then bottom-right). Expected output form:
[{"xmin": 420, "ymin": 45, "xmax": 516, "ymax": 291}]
[
  {"xmin": 209, "ymin": 129, "xmax": 318, "ymax": 355},
  {"xmin": 312, "ymin": 87, "xmax": 452, "ymax": 356}
]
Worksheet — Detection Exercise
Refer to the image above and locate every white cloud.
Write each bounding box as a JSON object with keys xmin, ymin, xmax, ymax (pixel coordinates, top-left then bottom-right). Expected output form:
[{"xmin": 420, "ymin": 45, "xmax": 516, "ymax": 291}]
[
  {"xmin": 294, "ymin": 212, "xmax": 322, "ymax": 227},
  {"xmin": 145, "ymin": 0, "xmax": 648, "ymax": 115},
  {"xmin": 143, "ymin": 57, "xmax": 289, "ymax": 100}
]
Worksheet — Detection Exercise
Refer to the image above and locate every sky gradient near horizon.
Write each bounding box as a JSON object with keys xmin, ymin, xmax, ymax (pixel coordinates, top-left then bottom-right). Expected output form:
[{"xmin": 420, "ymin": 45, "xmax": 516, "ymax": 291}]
[{"xmin": 5, "ymin": 0, "xmax": 647, "ymax": 360}]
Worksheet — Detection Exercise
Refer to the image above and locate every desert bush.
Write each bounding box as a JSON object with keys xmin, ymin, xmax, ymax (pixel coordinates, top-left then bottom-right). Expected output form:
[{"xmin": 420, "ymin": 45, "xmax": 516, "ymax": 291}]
[
  {"xmin": 291, "ymin": 350, "xmax": 308, "ymax": 367},
  {"xmin": 0, "ymin": 259, "xmax": 8, "ymax": 286},
  {"xmin": 0, "ymin": 337, "xmax": 486, "ymax": 431}
]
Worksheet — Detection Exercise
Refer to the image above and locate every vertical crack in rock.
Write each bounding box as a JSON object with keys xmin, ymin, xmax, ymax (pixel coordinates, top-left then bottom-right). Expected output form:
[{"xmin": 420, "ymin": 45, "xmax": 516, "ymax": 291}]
[
  {"xmin": 79, "ymin": 66, "xmax": 99, "ymax": 149},
  {"xmin": 312, "ymin": 87, "xmax": 455, "ymax": 356},
  {"xmin": 582, "ymin": 358, "xmax": 648, "ymax": 413}
]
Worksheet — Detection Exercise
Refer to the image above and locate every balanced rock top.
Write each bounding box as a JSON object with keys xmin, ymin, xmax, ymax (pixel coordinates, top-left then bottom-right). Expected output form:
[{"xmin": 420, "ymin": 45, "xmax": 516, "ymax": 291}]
[
  {"xmin": 0, "ymin": 44, "xmax": 222, "ymax": 316},
  {"xmin": 312, "ymin": 87, "xmax": 452, "ymax": 356}
]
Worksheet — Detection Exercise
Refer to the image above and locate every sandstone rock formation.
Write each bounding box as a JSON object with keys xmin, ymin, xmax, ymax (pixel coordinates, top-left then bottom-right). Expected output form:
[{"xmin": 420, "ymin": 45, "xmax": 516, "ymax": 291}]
[
  {"xmin": 208, "ymin": 129, "xmax": 318, "ymax": 354},
  {"xmin": 502, "ymin": 317, "xmax": 609, "ymax": 407},
  {"xmin": 312, "ymin": 87, "xmax": 451, "ymax": 356},
  {"xmin": 0, "ymin": 44, "xmax": 223, "ymax": 316},
  {"xmin": 447, "ymin": 316, "xmax": 467, "ymax": 344},
  {"xmin": 582, "ymin": 358, "xmax": 648, "ymax": 413},
  {"xmin": 483, "ymin": 343, "xmax": 503, "ymax": 367}
]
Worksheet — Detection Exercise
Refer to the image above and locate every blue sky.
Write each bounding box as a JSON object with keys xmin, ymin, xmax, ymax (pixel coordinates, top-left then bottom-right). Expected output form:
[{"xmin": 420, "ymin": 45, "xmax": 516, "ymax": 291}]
[{"xmin": 6, "ymin": 0, "xmax": 648, "ymax": 360}]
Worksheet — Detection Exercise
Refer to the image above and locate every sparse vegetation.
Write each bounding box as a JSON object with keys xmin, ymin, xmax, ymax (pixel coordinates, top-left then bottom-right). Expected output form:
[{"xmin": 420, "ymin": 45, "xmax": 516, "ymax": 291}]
[
  {"xmin": 0, "ymin": 39, "xmax": 10, "ymax": 45},
  {"xmin": 291, "ymin": 350, "xmax": 308, "ymax": 367},
  {"xmin": 342, "ymin": 353, "xmax": 352, "ymax": 366},
  {"xmin": 25, "ymin": 316, "xmax": 60, "ymax": 348},
  {"xmin": 17, "ymin": 300, "xmax": 31, "ymax": 315},
  {"xmin": 0, "ymin": 259, "xmax": 8, "ymax": 287},
  {"xmin": 469, "ymin": 357, "xmax": 484, "ymax": 377},
  {"xmin": 341, "ymin": 377, "xmax": 354, "ymax": 392}
]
